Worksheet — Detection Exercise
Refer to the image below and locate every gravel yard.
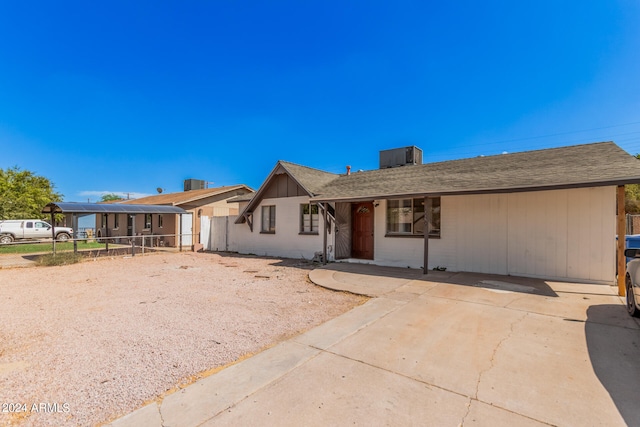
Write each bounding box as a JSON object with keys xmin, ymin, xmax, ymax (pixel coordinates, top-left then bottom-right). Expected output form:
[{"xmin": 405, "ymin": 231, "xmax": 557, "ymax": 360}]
[{"xmin": 0, "ymin": 252, "xmax": 365, "ymax": 427}]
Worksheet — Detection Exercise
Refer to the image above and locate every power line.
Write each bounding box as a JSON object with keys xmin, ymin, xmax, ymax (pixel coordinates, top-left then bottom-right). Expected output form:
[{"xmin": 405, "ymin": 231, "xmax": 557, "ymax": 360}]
[
  {"xmin": 462, "ymin": 120, "xmax": 640, "ymax": 147},
  {"xmin": 425, "ymin": 133, "xmax": 640, "ymax": 162}
]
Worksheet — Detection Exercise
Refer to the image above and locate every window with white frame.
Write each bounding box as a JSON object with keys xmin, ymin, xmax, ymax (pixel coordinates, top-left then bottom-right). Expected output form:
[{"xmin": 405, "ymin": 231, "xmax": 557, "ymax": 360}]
[
  {"xmin": 261, "ymin": 205, "xmax": 276, "ymax": 233},
  {"xmin": 144, "ymin": 213, "xmax": 152, "ymax": 229},
  {"xmin": 158, "ymin": 214, "xmax": 163, "ymax": 228},
  {"xmin": 386, "ymin": 197, "xmax": 440, "ymax": 237},
  {"xmin": 114, "ymin": 214, "xmax": 119, "ymax": 229},
  {"xmin": 300, "ymin": 203, "xmax": 319, "ymax": 233}
]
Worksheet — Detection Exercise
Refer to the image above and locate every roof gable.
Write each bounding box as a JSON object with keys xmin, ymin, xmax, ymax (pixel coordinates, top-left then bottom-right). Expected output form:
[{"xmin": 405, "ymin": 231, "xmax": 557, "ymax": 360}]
[{"xmin": 235, "ymin": 161, "xmax": 338, "ymax": 223}]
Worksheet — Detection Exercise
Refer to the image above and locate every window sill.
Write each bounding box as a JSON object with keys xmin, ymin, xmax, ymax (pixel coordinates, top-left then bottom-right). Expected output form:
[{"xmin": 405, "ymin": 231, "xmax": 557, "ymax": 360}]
[
  {"xmin": 260, "ymin": 231, "xmax": 276, "ymax": 234},
  {"xmin": 299, "ymin": 232, "xmax": 319, "ymax": 236},
  {"xmin": 385, "ymin": 233, "xmax": 441, "ymax": 239}
]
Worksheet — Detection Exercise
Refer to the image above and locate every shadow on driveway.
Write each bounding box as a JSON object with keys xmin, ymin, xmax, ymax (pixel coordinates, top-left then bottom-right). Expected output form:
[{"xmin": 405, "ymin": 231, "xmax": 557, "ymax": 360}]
[
  {"xmin": 586, "ymin": 305, "xmax": 640, "ymax": 426},
  {"xmin": 316, "ymin": 262, "xmax": 559, "ymax": 297}
]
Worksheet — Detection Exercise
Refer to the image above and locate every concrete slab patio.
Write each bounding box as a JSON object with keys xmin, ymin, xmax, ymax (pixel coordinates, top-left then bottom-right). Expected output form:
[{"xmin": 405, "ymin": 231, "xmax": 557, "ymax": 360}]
[{"xmin": 108, "ymin": 264, "xmax": 640, "ymax": 427}]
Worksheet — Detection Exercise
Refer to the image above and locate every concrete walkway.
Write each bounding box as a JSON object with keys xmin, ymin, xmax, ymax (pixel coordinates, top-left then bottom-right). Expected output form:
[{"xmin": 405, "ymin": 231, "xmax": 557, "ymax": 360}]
[
  {"xmin": 0, "ymin": 253, "xmax": 39, "ymax": 268},
  {"xmin": 108, "ymin": 264, "xmax": 640, "ymax": 427}
]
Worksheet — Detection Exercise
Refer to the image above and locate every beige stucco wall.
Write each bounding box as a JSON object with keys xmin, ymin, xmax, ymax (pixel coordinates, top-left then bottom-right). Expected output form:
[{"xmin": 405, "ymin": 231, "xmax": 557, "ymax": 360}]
[
  {"xmin": 373, "ymin": 186, "xmax": 617, "ymax": 284},
  {"xmin": 184, "ymin": 201, "xmax": 241, "ymax": 244}
]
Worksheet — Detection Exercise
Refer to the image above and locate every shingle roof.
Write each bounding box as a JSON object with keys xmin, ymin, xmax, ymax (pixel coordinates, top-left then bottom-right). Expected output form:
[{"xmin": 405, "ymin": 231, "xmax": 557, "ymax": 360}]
[
  {"xmin": 120, "ymin": 185, "xmax": 253, "ymax": 206},
  {"xmin": 278, "ymin": 161, "xmax": 338, "ymax": 195},
  {"xmin": 226, "ymin": 192, "xmax": 255, "ymax": 203},
  {"xmin": 235, "ymin": 161, "xmax": 338, "ymax": 224},
  {"xmin": 311, "ymin": 141, "xmax": 640, "ymax": 201}
]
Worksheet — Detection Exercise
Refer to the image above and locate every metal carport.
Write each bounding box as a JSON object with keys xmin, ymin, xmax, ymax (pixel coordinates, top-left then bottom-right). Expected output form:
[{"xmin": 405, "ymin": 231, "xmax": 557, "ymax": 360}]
[{"xmin": 42, "ymin": 202, "xmax": 188, "ymax": 254}]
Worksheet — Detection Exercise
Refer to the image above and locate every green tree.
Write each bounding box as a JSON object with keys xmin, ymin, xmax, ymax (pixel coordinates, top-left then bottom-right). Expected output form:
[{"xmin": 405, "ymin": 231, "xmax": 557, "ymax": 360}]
[
  {"xmin": 626, "ymin": 154, "xmax": 640, "ymax": 214},
  {"xmin": 100, "ymin": 193, "xmax": 123, "ymax": 202},
  {"xmin": 0, "ymin": 166, "xmax": 63, "ymax": 220}
]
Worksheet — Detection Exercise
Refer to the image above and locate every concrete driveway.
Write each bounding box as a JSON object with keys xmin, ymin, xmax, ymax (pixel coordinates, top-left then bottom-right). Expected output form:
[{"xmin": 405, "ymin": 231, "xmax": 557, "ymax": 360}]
[{"xmin": 110, "ymin": 264, "xmax": 640, "ymax": 427}]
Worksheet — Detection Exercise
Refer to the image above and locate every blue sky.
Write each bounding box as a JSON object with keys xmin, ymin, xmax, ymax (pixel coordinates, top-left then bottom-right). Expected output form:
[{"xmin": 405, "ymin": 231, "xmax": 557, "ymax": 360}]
[{"xmin": 1, "ymin": 1, "xmax": 639, "ymax": 201}]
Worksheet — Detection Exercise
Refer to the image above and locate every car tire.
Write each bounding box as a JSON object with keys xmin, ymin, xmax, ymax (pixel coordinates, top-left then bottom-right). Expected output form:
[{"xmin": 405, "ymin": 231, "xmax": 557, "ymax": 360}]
[
  {"xmin": 626, "ymin": 275, "xmax": 640, "ymax": 318},
  {"xmin": 0, "ymin": 234, "xmax": 14, "ymax": 244},
  {"xmin": 56, "ymin": 233, "xmax": 71, "ymax": 242}
]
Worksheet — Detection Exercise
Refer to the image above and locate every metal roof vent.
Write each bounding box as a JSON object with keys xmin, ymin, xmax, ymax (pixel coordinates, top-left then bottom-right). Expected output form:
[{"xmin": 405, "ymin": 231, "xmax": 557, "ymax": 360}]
[{"xmin": 379, "ymin": 146, "xmax": 423, "ymax": 169}]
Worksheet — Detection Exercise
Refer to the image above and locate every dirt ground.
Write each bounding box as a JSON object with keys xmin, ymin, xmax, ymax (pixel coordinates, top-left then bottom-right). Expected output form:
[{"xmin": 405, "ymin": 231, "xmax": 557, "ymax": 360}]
[{"xmin": 0, "ymin": 252, "xmax": 365, "ymax": 427}]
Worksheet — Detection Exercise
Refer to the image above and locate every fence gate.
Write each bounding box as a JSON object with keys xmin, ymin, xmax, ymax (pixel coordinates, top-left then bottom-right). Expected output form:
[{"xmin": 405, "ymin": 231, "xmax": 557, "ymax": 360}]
[
  {"xmin": 200, "ymin": 215, "xmax": 210, "ymax": 250},
  {"xmin": 210, "ymin": 216, "xmax": 227, "ymax": 251},
  {"xmin": 180, "ymin": 213, "xmax": 193, "ymax": 247}
]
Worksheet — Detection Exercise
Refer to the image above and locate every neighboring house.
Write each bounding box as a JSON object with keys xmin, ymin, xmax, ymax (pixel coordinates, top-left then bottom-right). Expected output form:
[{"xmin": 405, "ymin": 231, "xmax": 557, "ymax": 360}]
[
  {"xmin": 96, "ymin": 185, "xmax": 253, "ymax": 247},
  {"xmin": 234, "ymin": 142, "xmax": 640, "ymax": 284}
]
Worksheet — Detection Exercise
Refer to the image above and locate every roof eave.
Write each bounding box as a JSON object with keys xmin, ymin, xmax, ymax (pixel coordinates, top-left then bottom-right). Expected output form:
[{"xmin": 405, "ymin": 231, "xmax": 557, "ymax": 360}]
[
  {"xmin": 41, "ymin": 202, "xmax": 188, "ymax": 215},
  {"xmin": 177, "ymin": 185, "xmax": 250, "ymax": 205},
  {"xmin": 310, "ymin": 178, "xmax": 640, "ymax": 203}
]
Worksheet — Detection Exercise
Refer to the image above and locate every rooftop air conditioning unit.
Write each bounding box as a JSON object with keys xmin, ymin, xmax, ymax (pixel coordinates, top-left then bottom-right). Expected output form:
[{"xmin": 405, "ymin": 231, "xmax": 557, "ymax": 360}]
[
  {"xmin": 184, "ymin": 179, "xmax": 206, "ymax": 191},
  {"xmin": 379, "ymin": 146, "xmax": 423, "ymax": 169}
]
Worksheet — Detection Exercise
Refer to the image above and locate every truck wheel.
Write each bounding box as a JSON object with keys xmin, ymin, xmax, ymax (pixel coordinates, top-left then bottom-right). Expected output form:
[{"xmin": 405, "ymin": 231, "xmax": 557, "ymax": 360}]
[
  {"xmin": 56, "ymin": 233, "xmax": 71, "ymax": 242},
  {"xmin": 0, "ymin": 234, "xmax": 14, "ymax": 244}
]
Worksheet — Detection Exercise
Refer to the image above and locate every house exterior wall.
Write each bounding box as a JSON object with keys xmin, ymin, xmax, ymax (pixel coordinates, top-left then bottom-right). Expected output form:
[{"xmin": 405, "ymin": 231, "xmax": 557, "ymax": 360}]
[
  {"xmin": 372, "ymin": 186, "xmax": 616, "ymax": 284},
  {"xmin": 226, "ymin": 186, "xmax": 615, "ymax": 284},
  {"xmin": 95, "ymin": 213, "xmax": 178, "ymax": 246},
  {"xmin": 231, "ymin": 195, "xmax": 334, "ymax": 260},
  {"xmin": 94, "ymin": 198, "xmax": 243, "ymax": 247}
]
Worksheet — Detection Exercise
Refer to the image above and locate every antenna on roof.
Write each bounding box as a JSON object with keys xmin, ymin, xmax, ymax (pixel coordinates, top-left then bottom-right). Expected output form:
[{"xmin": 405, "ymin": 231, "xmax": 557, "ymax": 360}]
[{"xmin": 156, "ymin": 188, "xmax": 164, "ymax": 194}]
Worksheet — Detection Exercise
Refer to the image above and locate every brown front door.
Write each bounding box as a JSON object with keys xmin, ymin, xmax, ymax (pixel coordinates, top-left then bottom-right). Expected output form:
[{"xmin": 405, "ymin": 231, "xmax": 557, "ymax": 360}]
[{"xmin": 352, "ymin": 202, "xmax": 374, "ymax": 259}]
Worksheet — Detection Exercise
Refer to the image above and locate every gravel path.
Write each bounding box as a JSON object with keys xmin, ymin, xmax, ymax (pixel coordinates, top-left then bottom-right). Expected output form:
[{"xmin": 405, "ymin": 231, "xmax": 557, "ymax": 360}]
[{"xmin": 0, "ymin": 252, "xmax": 365, "ymax": 426}]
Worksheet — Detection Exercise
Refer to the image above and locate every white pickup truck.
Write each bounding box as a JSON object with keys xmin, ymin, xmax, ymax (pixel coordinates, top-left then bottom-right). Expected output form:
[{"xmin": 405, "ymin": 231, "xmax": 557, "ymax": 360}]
[{"xmin": 0, "ymin": 220, "xmax": 73, "ymax": 244}]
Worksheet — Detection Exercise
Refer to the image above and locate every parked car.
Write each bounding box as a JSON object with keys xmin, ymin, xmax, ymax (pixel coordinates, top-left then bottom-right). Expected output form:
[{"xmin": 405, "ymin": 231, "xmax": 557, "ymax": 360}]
[
  {"xmin": 624, "ymin": 248, "xmax": 640, "ymax": 317},
  {"xmin": 0, "ymin": 220, "xmax": 73, "ymax": 244}
]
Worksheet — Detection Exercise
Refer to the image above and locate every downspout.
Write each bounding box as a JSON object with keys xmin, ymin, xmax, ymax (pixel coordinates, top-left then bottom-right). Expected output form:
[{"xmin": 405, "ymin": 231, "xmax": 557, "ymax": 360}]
[
  {"xmin": 423, "ymin": 196, "xmax": 429, "ymax": 275},
  {"xmin": 179, "ymin": 213, "xmax": 183, "ymax": 252}
]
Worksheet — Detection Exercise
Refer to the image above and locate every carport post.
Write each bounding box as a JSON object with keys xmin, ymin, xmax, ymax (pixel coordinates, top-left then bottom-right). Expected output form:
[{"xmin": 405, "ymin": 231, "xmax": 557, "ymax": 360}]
[
  {"xmin": 50, "ymin": 212, "xmax": 56, "ymax": 255},
  {"xmin": 73, "ymin": 213, "xmax": 78, "ymax": 254},
  {"xmin": 618, "ymin": 185, "xmax": 625, "ymax": 296},
  {"xmin": 423, "ymin": 196, "xmax": 429, "ymax": 275},
  {"xmin": 104, "ymin": 214, "xmax": 110, "ymax": 252}
]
